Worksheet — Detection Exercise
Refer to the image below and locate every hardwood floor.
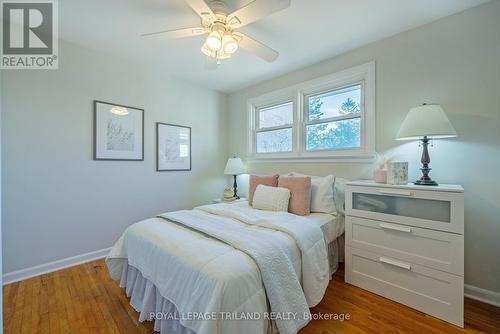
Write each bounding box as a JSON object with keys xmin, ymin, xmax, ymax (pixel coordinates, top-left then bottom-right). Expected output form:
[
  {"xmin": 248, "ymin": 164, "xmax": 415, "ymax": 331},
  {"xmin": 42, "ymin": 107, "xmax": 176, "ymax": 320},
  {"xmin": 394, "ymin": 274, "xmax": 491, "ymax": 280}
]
[{"xmin": 3, "ymin": 260, "xmax": 500, "ymax": 334}]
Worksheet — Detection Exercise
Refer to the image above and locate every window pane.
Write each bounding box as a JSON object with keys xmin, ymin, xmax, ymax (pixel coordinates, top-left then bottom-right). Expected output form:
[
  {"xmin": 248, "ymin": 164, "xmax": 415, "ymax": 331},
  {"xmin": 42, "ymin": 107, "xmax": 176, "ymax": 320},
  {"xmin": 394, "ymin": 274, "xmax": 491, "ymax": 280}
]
[
  {"xmin": 307, "ymin": 85, "xmax": 361, "ymax": 121},
  {"xmin": 256, "ymin": 128, "xmax": 292, "ymax": 153},
  {"xmin": 258, "ymin": 102, "xmax": 293, "ymax": 129},
  {"xmin": 306, "ymin": 118, "xmax": 360, "ymax": 151}
]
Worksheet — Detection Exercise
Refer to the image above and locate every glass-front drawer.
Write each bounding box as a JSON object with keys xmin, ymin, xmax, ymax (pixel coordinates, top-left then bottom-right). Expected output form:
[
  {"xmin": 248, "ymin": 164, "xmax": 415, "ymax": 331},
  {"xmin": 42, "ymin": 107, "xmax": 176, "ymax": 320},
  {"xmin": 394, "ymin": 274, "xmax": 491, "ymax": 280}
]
[
  {"xmin": 345, "ymin": 184, "xmax": 464, "ymax": 234},
  {"xmin": 352, "ymin": 192, "xmax": 451, "ymax": 223}
]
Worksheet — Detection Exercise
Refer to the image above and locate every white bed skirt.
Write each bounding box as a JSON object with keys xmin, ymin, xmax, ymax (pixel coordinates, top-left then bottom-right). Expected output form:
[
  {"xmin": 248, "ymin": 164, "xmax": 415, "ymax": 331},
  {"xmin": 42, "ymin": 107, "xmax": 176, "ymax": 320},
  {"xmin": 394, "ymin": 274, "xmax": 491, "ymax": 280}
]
[
  {"xmin": 119, "ymin": 260, "xmax": 197, "ymax": 334},
  {"xmin": 328, "ymin": 235, "xmax": 344, "ymax": 275},
  {"xmin": 116, "ymin": 236, "xmax": 344, "ymax": 334}
]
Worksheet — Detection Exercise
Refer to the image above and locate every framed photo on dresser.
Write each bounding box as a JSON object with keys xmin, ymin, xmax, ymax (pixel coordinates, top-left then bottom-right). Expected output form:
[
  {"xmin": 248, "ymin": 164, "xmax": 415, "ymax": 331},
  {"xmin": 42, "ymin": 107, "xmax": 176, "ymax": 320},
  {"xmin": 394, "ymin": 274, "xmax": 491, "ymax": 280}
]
[
  {"xmin": 93, "ymin": 101, "xmax": 144, "ymax": 161},
  {"xmin": 156, "ymin": 122, "xmax": 191, "ymax": 171}
]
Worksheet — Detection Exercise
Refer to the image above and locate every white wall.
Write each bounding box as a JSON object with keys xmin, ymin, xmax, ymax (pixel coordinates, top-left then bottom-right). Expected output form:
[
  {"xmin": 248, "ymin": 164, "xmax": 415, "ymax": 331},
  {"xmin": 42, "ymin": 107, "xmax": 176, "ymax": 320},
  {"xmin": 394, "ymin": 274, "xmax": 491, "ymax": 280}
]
[
  {"xmin": 227, "ymin": 2, "xmax": 500, "ymax": 293},
  {"xmin": 1, "ymin": 40, "xmax": 228, "ymax": 273}
]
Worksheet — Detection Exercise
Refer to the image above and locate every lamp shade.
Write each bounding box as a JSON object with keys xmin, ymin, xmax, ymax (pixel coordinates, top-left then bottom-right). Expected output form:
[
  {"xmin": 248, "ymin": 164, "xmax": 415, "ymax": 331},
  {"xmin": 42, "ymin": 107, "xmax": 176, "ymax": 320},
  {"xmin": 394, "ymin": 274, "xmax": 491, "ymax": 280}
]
[
  {"xmin": 396, "ymin": 104, "xmax": 457, "ymax": 140},
  {"xmin": 224, "ymin": 157, "xmax": 245, "ymax": 175}
]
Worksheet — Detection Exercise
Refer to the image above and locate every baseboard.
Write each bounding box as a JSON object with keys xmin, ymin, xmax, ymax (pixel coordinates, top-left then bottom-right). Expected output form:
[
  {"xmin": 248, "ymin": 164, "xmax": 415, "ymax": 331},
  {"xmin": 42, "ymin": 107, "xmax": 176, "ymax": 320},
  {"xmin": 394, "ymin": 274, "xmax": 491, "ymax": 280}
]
[
  {"xmin": 465, "ymin": 284, "xmax": 500, "ymax": 307},
  {"xmin": 3, "ymin": 247, "xmax": 112, "ymax": 285}
]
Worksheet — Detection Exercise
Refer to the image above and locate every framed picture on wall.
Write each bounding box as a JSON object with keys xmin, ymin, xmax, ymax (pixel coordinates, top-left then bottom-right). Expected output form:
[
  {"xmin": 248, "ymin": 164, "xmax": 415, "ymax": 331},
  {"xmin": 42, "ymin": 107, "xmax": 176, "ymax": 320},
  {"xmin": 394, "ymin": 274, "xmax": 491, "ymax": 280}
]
[
  {"xmin": 156, "ymin": 122, "xmax": 191, "ymax": 171},
  {"xmin": 93, "ymin": 101, "xmax": 144, "ymax": 161}
]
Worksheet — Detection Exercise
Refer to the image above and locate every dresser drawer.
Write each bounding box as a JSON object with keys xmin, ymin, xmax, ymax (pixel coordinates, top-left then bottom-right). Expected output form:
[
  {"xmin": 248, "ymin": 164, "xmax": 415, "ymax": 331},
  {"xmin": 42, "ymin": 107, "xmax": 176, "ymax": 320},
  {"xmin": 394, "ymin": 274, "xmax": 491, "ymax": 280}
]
[
  {"xmin": 345, "ymin": 185, "xmax": 464, "ymax": 234},
  {"xmin": 345, "ymin": 216, "xmax": 464, "ymax": 275},
  {"xmin": 345, "ymin": 247, "xmax": 464, "ymax": 327}
]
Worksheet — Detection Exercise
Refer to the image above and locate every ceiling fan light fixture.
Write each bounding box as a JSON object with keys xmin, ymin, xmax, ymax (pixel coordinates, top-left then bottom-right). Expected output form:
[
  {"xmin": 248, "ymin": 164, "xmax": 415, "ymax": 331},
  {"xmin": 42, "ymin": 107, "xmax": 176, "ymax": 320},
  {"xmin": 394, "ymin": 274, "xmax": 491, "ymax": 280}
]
[
  {"xmin": 201, "ymin": 42, "xmax": 214, "ymax": 57},
  {"xmin": 143, "ymin": 0, "xmax": 289, "ymax": 65},
  {"xmin": 206, "ymin": 31, "xmax": 222, "ymax": 50},
  {"xmin": 222, "ymin": 33, "xmax": 238, "ymax": 54},
  {"xmin": 216, "ymin": 50, "xmax": 231, "ymax": 59}
]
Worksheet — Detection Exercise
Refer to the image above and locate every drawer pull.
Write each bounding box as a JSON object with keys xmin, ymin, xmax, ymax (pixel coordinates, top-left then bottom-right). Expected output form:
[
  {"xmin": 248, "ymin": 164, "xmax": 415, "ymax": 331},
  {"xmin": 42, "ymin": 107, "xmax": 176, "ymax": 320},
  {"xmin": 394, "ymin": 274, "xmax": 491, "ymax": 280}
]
[
  {"xmin": 378, "ymin": 189, "xmax": 413, "ymax": 197},
  {"xmin": 379, "ymin": 223, "xmax": 412, "ymax": 233},
  {"xmin": 379, "ymin": 256, "xmax": 412, "ymax": 270}
]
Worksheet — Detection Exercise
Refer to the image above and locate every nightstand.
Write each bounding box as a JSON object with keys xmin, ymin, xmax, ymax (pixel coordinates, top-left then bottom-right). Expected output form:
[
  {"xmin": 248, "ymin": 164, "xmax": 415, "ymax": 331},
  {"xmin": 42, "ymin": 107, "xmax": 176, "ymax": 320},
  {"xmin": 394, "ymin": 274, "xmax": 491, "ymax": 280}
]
[
  {"xmin": 212, "ymin": 197, "xmax": 247, "ymax": 204},
  {"xmin": 344, "ymin": 180, "xmax": 464, "ymax": 327}
]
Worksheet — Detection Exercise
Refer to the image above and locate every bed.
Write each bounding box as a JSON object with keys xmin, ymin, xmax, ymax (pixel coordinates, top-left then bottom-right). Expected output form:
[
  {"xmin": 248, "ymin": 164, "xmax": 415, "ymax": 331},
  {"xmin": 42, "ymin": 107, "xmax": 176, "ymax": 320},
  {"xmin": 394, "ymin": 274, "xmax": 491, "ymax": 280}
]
[{"xmin": 106, "ymin": 200, "xmax": 345, "ymax": 334}]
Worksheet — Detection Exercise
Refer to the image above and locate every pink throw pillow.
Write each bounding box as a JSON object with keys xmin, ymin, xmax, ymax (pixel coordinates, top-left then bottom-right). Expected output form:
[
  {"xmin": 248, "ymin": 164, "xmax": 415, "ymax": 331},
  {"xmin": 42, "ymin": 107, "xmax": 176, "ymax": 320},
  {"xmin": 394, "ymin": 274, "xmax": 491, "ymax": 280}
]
[
  {"xmin": 278, "ymin": 176, "xmax": 312, "ymax": 216},
  {"xmin": 248, "ymin": 174, "xmax": 279, "ymax": 205}
]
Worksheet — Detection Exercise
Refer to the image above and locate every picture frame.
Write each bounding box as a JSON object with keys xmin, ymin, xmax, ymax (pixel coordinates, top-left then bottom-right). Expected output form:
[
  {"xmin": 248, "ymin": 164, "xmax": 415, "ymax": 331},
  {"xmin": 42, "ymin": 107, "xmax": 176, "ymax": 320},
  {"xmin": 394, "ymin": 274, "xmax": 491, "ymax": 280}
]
[
  {"xmin": 93, "ymin": 100, "xmax": 144, "ymax": 161},
  {"xmin": 156, "ymin": 122, "xmax": 192, "ymax": 171}
]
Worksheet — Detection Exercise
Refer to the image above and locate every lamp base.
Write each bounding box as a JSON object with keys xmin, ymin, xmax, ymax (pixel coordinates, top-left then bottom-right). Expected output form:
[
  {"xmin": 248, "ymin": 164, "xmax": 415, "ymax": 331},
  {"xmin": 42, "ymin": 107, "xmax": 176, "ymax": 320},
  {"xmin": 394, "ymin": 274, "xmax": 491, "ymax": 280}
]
[
  {"xmin": 414, "ymin": 178, "xmax": 438, "ymax": 186},
  {"xmin": 232, "ymin": 174, "xmax": 240, "ymax": 199},
  {"xmin": 415, "ymin": 136, "xmax": 439, "ymax": 186}
]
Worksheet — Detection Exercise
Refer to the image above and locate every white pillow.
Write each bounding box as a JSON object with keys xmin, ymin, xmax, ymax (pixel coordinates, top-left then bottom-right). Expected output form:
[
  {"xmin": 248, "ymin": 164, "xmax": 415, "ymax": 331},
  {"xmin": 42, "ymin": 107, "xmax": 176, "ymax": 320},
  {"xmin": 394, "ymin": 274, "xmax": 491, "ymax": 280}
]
[
  {"xmin": 252, "ymin": 184, "xmax": 290, "ymax": 212},
  {"xmin": 288, "ymin": 172, "xmax": 336, "ymax": 214},
  {"xmin": 333, "ymin": 177, "xmax": 348, "ymax": 215}
]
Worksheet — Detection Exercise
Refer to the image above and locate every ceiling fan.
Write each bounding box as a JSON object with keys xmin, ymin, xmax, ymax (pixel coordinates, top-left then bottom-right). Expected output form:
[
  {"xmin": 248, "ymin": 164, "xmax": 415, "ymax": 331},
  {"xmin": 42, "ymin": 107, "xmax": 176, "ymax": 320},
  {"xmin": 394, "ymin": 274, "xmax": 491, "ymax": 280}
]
[{"xmin": 142, "ymin": 0, "xmax": 291, "ymax": 68}]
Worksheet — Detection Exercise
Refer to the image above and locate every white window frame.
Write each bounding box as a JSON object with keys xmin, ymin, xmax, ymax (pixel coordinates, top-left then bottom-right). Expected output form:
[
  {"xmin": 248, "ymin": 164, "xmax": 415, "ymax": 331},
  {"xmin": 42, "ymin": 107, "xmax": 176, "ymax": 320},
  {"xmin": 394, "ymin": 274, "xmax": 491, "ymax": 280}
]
[
  {"xmin": 247, "ymin": 61, "xmax": 375, "ymax": 162},
  {"xmin": 254, "ymin": 100, "xmax": 295, "ymax": 155},
  {"xmin": 247, "ymin": 88, "xmax": 298, "ymax": 159}
]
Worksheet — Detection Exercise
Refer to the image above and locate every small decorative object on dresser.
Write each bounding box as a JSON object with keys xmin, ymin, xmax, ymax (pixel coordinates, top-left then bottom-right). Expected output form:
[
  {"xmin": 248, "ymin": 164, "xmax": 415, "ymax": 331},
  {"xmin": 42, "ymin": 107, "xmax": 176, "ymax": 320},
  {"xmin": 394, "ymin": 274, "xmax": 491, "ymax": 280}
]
[
  {"xmin": 156, "ymin": 122, "xmax": 191, "ymax": 171},
  {"xmin": 224, "ymin": 157, "xmax": 245, "ymax": 199},
  {"xmin": 396, "ymin": 104, "xmax": 457, "ymax": 186},
  {"xmin": 94, "ymin": 101, "xmax": 144, "ymax": 161},
  {"xmin": 345, "ymin": 180, "xmax": 464, "ymax": 327},
  {"xmin": 387, "ymin": 161, "xmax": 408, "ymax": 185},
  {"xmin": 373, "ymin": 154, "xmax": 387, "ymax": 183}
]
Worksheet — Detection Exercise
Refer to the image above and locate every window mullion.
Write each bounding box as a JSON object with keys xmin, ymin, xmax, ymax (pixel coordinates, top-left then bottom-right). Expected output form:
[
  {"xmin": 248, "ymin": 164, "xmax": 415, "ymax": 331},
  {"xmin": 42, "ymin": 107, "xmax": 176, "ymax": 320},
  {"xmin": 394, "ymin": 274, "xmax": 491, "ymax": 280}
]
[
  {"xmin": 295, "ymin": 92, "xmax": 303, "ymax": 155},
  {"xmin": 306, "ymin": 113, "xmax": 360, "ymax": 126},
  {"xmin": 256, "ymin": 124, "xmax": 293, "ymax": 132}
]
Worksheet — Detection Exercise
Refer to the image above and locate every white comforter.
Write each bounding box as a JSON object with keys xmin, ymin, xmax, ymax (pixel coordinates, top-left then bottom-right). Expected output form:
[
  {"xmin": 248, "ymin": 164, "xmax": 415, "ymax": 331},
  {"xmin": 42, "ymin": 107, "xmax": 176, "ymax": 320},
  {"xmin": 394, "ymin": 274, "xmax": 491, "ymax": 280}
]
[{"xmin": 106, "ymin": 204, "xmax": 329, "ymax": 334}]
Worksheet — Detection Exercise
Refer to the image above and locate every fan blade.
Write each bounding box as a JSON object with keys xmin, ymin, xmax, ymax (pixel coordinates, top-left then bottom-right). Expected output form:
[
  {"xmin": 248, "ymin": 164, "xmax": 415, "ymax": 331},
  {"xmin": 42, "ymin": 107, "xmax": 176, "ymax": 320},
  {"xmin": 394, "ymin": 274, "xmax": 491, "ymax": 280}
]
[
  {"xmin": 227, "ymin": 0, "xmax": 290, "ymax": 28},
  {"xmin": 205, "ymin": 57, "xmax": 220, "ymax": 70},
  {"xmin": 141, "ymin": 27, "xmax": 206, "ymax": 40},
  {"xmin": 235, "ymin": 32, "xmax": 279, "ymax": 62},
  {"xmin": 184, "ymin": 0, "xmax": 216, "ymax": 20}
]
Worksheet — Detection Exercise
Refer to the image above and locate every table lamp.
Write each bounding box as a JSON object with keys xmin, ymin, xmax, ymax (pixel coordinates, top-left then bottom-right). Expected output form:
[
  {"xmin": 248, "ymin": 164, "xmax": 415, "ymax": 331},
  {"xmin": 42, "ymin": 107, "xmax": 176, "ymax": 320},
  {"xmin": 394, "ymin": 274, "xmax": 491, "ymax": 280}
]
[
  {"xmin": 396, "ymin": 104, "xmax": 457, "ymax": 186},
  {"xmin": 224, "ymin": 157, "xmax": 245, "ymax": 199}
]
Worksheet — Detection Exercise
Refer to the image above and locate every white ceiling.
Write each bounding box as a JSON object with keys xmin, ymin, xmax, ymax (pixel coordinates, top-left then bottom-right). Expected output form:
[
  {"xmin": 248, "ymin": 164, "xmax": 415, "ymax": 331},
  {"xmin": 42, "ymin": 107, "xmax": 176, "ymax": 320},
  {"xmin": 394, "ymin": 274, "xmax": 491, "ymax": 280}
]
[{"xmin": 59, "ymin": 0, "xmax": 488, "ymax": 93}]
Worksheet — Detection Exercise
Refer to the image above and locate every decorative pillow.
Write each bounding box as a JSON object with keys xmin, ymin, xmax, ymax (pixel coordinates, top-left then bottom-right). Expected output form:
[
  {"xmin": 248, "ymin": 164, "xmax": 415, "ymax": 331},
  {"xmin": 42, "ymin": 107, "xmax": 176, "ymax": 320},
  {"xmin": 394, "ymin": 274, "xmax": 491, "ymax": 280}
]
[
  {"xmin": 288, "ymin": 172, "xmax": 336, "ymax": 214},
  {"xmin": 278, "ymin": 176, "xmax": 312, "ymax": 216},
  {"xmin": 333, "ymin": 177, "xmax": 348, "ymax": 215},
  {"xmin": 248, "ymin": 174, "xmax": 279, "ymax": 205},
  {"xmin": 252, "ymin": 185, "xmax": 290, "ymax": 212}
]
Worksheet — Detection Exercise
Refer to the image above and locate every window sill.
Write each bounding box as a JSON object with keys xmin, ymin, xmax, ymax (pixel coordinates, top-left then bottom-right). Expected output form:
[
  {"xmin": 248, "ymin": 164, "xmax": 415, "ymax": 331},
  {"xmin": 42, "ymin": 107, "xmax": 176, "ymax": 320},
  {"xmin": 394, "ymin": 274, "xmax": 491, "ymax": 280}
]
[{"xmin": 246, "ymin": 153, "xmax": 376, "ymax": 164}]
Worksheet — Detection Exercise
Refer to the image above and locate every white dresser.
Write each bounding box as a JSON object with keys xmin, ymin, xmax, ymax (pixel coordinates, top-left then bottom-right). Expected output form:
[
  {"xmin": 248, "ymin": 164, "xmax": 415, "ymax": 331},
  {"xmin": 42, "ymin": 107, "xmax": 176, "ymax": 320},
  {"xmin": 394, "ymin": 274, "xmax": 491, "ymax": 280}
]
[{"xmin": 344, "ymin": 180, "xmax": 464, "ymax": 327}]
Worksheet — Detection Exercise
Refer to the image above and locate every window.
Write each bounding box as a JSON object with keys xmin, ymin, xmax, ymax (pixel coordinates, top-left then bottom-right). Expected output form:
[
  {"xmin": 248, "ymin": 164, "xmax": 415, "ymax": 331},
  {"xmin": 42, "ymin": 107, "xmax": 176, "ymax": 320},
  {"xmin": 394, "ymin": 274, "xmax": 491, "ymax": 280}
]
[
  {"xmin": 305, "ymin": 84, "xmax": 362, "ymax": 151},
  {"xmin": 248, "ymin": 62, "xmax": 375, "ymax": 160},
  {"xmin": 255, "ymin": 102, "xmax": 293, "ymax": 153}
]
